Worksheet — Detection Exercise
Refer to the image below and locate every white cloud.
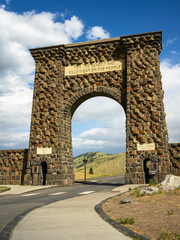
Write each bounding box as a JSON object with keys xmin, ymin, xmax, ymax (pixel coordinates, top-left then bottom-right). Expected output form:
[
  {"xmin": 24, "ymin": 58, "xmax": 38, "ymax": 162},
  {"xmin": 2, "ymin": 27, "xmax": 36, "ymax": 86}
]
[
  {"xmin": 0, "ymin": 131, "xmax": 29, "ymax": 149},
  {"xmin": 0, "ymin": 7, "xmax": 112, "ymax": 151},
  {"xmin": 0, "ymin": 7, "xmax": 84, "ymax": 80},
  {"xmin": 161, "ymin": 60, "xmax": 180, "ymax": 143},
  {"xmin": 0, "ymin": 73, "xmax": 33, "ymax": 130},
  {"xmin": 161, "ymin": 60, "xmax": 180, "ymax": 89},
  {"xmin": 72, "ymin": 97, "xmax": 125, "ymax": 123},
  {"xmin": 86, "ymin": 26, "xmax": 110, "ymax": 40},
  {"xmin": 72, "ymin": 125, "xmax": 126, "ymax": 156},
  {"xmin": 0, "ymin": 7, "xmax": 84, "ymax": 48},
  {"xmin": 170, "ymin": 50, "xmax": 177, "ymax": 55},
  {"xmin": 165, "ymin": 37, "xmax": 177, "ymax": 46},
  {"xmin": 72, "ymin": 97, "xmax": 126, "ymax": 156},
  {"xmin": 64, "ymin": 16, "xmax": 84, "ymax": 39},
  {"xmin": 0, "ymin": 7, "xmax": 84, "ymax": 149}
]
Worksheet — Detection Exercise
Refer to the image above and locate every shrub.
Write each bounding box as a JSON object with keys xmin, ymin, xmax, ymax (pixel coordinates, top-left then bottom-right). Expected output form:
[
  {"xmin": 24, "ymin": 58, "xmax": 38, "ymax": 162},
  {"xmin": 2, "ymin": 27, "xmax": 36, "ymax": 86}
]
[
  {"xmin": 167, "ymin": 209, "xmax": 174, "ymax": 215},
  {"xmin": 149, "ymin": 178, "xmax": 160, "ymax": 186},
  {"xmin": 89, "ymin": 167, "xmax": 93, "ymax": 174},
  {"xmin": 118, "ymin": 217, "xmax": 135, "ymax": 225}
]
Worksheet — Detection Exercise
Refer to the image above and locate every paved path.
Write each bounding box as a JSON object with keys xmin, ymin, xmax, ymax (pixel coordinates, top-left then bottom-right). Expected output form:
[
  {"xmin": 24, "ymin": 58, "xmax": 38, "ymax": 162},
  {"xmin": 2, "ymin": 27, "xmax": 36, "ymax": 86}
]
[{"xmin": 11, "ymin": 185, "xmax": 140, "ymax": 240}]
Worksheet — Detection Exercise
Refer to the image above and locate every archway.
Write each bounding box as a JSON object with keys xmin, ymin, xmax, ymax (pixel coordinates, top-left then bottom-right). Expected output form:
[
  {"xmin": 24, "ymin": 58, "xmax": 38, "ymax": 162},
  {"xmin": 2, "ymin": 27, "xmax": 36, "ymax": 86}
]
[
  {"xmin": 41, "ymin": 161, "xmax": 47, "ymax": 185},
  {"xmin": 71, "ymin": 96, "xmax": 126, "ymax": 180},
  {"xmin": 143, "ymin": 159, "xmax": 151, "ymax": 184},
  {"xmin": 26, "ymin": 31, "xmax": 171, "ymax": 186}
]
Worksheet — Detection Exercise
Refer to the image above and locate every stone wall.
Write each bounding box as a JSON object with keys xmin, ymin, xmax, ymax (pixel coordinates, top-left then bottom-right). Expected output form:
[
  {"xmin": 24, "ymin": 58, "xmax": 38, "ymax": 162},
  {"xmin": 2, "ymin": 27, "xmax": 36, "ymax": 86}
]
[
  {"xmin": 169, "ymin": 143, "xmax": 180, "ymax": 175},
  {"xmin": 0, "ymin": 149, "xmax": 28, "ymax": 185}
]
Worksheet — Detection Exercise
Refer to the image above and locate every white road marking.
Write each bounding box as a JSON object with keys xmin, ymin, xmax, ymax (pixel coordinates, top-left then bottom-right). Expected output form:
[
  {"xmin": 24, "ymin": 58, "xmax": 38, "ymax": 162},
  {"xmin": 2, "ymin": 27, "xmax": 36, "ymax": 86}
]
[
  {"xmin": 21, "ymin": 193, "xmax": 40, "ymax": 197},
  {"xmin": 78, "ymin": 191, "xmax": 95, "ymax": 195},
  {"xmin": 49, "ymin": 192, "xmax": 66, "ymax": 196}
]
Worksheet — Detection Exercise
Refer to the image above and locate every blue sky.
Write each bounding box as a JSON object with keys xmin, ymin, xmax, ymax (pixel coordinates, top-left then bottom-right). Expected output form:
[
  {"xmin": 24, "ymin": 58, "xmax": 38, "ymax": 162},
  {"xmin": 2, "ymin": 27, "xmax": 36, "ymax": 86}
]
[{"xmin": 0, "ymin": 0, "xmax": 179, "ymax": 156}]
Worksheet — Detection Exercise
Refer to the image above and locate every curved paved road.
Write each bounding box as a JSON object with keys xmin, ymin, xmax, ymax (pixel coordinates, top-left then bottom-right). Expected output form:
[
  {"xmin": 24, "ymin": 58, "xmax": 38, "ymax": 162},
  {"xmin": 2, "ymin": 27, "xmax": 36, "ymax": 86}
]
[{"xmin": 0, "ymin": 175, "xmax": 125, "ymax": 239}]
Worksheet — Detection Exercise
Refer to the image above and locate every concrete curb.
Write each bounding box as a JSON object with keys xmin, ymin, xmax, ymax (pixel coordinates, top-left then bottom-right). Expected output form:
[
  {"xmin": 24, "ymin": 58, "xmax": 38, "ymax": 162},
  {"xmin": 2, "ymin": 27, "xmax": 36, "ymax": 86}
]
[{"xmin": 95, "ymin": 191, "xmax": 150, "ymax": 240}]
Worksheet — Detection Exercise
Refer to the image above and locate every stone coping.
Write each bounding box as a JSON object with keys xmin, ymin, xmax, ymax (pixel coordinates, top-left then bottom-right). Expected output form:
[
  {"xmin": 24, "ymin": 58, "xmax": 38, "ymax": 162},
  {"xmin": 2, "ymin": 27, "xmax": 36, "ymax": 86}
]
[{"xmin": 30, "ymin": 31, "xmax": 162, "ymax": 51}]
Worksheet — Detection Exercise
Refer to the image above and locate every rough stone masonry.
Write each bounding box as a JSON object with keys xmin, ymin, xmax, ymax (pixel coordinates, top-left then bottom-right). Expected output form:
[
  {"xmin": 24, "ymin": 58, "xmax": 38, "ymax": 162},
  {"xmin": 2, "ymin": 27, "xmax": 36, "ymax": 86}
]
[{"xmin": 0, "ymin": 31, "xmax": 179, "ymax": 185}]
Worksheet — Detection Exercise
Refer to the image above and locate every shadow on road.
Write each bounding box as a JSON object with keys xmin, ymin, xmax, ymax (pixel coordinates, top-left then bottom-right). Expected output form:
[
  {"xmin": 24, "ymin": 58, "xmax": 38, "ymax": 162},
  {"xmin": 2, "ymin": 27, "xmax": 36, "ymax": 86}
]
[
  {"xmin": 75, "ymin": 181, "xmax": 125, "ymax": 186},
  {"xmin": 75, "ymin": 175, "xmax": 125, "ymax": 187}
]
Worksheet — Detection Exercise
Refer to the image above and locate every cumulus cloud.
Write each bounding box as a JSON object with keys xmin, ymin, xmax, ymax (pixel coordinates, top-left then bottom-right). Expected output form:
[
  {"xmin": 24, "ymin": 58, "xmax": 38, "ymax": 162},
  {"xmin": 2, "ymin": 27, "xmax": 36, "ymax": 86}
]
[
  {"xmin": 0, "ymin": 6, "xmax": 84, "ymax": 149},
  {"xmin": 86, "ymin": 26, "xmax": 110, "ymax": 40},
  {"xmin": 0, "ymin": 131, "xmax": 29, "ymax": 149},
  {"xmin": 72, "ymin": 126, "xmax": 126, "ymax": 156},
  {"xmin": 72, "ymin": 97, "xmax": 125, "ymax": 123},
  {"xmin": 72, "ymin": 97, "xmax": 126, "ymax": 156},
  {"xmin": 161, "ymin": 60, "xmax": 180, "ymax": 143}
]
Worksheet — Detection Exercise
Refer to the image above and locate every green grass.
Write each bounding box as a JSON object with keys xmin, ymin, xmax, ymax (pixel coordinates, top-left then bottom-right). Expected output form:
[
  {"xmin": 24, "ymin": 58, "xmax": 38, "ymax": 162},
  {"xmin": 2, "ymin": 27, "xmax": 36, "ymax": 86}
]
[
  {"xmin": 149, "ymin": 178, "xmax": 160, "ymax": 186},
  {"xmin": 167, "ymin": 209, "xmax": 174, "ymax": 216},
  {"xmin": 130, "ymin": 188, "xmax": 143, "ymax": 197},
  {"xmin": 73, "ymin": 152, "xmax": 126, "ymax": 179},
  {"xmin": 160, "ymin": 232, "xmax": 180, "ymax": 240},
  {"xmin": 118, "ymin": 217, "xmax": 135, "ymax": 225},
  {"xmin": 0, "ymin": 186, "xmax": 11, "ymax": 192}
]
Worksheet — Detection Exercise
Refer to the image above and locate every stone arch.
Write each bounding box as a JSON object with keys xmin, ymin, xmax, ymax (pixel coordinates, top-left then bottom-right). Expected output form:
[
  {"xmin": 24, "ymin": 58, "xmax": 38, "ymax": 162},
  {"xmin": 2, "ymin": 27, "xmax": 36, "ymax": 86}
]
[
  {"xmin": 63, "ymin": 86, "xmax": 125, "ymax": 119},
  {"xmin": 61, "ymin": 86, "xmax": 126, "ymax": 184},
  {"xmin": 25, "ymin": 31, "xmax": 171, "ymax": 186},
  {"xmin": 138, "ymin": 151, "xmax": 159, "ymax": 162},
  {"xmin": 32, "ymin": 156, "xmax": 51, "ymax": 168}
]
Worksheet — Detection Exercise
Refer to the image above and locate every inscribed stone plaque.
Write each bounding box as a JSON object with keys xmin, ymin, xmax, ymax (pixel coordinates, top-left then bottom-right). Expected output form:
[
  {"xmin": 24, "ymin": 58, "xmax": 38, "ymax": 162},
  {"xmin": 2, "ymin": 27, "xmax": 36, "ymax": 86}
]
[
  {"xmin": 137, "ymin": 143, "xmax": 155, "ymax": 151},
  {"xmin": 37, "ymin": 147, "xmax": 52, "ymax": 155},
  {"xmin": 65, "ymin": 59, "xmax": 124, "ymax": 76}
]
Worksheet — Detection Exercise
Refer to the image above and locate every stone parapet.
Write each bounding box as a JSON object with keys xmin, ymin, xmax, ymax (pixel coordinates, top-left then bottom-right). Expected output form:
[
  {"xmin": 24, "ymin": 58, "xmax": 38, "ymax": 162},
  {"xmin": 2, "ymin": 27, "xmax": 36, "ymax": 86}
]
[{"xmin": 0, "ymin": 149, "xmax": 28, "ymax": 185}]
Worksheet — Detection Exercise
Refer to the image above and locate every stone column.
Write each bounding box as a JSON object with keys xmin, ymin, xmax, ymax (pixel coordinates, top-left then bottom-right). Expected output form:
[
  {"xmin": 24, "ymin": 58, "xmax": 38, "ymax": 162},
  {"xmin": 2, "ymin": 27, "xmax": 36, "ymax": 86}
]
[
  {"xmin": 124, "ymin": 32, "xmax": 171, "ymax": 183},
  {"xmin": 24, "ymin": 46, "xmax": 74, "ymax": 185}
]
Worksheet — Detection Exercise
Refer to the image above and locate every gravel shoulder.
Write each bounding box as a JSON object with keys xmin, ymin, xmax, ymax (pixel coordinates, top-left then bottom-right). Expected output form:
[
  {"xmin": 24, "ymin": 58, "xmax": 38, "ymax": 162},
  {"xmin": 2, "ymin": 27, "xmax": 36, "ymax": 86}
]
[{"xmin": 102, "ymin": 187, "xmax": 180, "ymax": 240}]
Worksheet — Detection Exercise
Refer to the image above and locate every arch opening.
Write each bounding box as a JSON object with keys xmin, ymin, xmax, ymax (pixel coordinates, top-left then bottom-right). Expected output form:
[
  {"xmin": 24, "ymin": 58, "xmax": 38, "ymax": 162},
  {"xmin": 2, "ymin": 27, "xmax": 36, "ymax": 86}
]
[
  {"xmin": 71, "ymin": 96, "xmax": 126, "ymax": 180},
  {"xmin": 41, "ymin": 161, "xmax": 47, "ymax": 185},
  {"xmin": 143, "ymin": 159, "xmax": 151, "ymax": 184}
]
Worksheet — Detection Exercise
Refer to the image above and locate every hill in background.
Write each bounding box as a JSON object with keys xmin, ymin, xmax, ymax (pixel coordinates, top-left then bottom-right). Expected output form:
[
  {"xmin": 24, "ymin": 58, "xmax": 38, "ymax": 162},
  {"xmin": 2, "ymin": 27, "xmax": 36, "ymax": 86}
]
[{"xmin": 73, "ymin": 152, "xmax": 126, "ymax": 179}]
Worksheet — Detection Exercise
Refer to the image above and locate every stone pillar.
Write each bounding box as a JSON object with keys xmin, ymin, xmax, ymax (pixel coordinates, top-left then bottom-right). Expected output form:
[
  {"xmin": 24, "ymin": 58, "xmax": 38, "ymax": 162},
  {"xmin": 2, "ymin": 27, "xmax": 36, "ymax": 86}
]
[
  {"xmin": 25, "ymin": 46, "xmax": 74, "ymax": 185},
  {"xmin": 124, "ymin": 32, "xmax": 171, "ymax": 184}
]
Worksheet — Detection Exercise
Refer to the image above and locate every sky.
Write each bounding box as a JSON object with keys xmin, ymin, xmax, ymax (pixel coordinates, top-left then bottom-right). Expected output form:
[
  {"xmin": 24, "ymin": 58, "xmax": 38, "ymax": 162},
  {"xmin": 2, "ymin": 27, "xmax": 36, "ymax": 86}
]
[{"xmin": 0, "ymin": 0, "xmax": 179, "ymax": 157}]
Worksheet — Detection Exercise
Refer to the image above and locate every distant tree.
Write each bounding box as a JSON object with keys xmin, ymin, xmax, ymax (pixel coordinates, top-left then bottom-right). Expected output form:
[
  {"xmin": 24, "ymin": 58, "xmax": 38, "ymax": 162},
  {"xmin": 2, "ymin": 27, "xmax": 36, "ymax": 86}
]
[{"xmin": 89, "ymin": 167, "xmax": 93, "ymax": 174}]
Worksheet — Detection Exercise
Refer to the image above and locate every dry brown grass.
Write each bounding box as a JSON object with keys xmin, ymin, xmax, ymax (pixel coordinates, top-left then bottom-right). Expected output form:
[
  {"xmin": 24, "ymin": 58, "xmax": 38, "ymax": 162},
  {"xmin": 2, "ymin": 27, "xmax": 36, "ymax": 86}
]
[{"xmin": 103, "ymin": 188, "xmax": 180, "ymax": 240}]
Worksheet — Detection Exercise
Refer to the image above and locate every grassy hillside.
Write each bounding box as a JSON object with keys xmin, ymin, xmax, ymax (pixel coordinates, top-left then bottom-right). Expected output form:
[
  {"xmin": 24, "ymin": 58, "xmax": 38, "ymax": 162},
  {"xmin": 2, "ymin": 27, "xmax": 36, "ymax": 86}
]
[{"xmin": 73, "ymin": 152, "xmax": 126, "ymax": 180}]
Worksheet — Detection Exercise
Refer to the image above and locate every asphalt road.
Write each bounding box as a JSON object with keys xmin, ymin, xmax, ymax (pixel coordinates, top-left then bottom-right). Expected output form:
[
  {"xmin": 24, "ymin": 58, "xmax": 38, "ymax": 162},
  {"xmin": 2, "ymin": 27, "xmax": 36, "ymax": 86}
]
[{"xmin": 0, "ymin": 175, "xmax": 125, "ymax": 240}]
